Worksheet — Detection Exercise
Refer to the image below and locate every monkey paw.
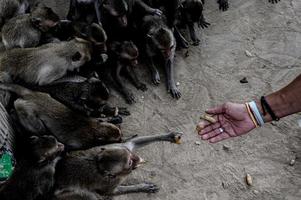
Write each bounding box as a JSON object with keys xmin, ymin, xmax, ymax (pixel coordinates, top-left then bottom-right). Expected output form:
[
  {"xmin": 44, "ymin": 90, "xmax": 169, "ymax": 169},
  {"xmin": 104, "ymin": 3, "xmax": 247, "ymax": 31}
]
[
  {"xmin": 218, "ymin": 0, "xmax": 229, "ymax": 11},
  {"xmin": 118, "ymin": 107, "xmax": 131, "ymax": 116},
  {"xmin": 198, "ymin": 20, "xmax": 210, "ymax": 29},
  {"xmin": 268, "ymin": 0, "xmax": 280, "ymax": 3},
  {"xmin": 108, "ymin": 115, "xmax": 123, "ymax": 124},
  {"xmin": 152, "ymin": 9, "xmax": 163, "ymax": 16},
  {"xmin": 137, "ymin": 83, "xmax": 148, "ymax": 91},
  {"xmin": 125, "ymin": 92, "xmax": 136, "ymax": 104},
  {"xmin": 152, "ymin": 73, "xmax": 161, "ymax": 85},
  {"xmin": 169, "ymin": 87, "xmax": 182, "ymax": 99},
  {"xmin": 139, "ymin": 182, "xmax": 160, "ymax": 193},
  {"xmin": 192, "ymin": 38, "xmax": 200, "ymax": 46}
]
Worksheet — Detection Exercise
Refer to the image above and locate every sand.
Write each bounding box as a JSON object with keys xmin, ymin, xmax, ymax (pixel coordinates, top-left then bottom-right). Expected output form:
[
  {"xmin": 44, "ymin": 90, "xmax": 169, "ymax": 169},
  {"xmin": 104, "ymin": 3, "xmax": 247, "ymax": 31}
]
[{"xmin": 27, "ymin": 0, "xmax": 301, "ymax": 199}]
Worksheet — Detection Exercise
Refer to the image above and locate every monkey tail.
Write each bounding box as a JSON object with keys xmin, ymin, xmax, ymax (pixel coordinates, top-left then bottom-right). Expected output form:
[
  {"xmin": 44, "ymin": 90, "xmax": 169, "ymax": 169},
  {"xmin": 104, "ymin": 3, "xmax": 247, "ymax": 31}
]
[{"xmin": 0, "ymin": 83, "xmax": 32, "ymax": 97}]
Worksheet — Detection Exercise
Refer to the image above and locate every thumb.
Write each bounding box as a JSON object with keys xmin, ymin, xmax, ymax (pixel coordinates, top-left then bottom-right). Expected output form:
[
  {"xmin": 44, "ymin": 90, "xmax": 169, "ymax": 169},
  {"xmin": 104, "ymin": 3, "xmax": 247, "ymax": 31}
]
[{"xmin": 206, "ymin": 103, "xmax": 227, "ymax": 114}]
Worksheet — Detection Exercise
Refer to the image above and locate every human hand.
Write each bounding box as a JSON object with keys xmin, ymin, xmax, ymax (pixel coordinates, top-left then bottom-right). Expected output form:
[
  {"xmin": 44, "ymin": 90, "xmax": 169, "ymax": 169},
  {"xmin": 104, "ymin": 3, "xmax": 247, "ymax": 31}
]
[{"xmin": 197, "ymin": 102, "xmax": 256, "ymax": 143}]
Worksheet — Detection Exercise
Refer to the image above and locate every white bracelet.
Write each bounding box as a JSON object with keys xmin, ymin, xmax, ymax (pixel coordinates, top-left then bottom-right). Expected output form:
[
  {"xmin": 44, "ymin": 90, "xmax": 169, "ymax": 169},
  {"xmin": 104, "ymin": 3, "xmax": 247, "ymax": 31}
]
[{"xmin": 248, "ymin": 101, "xmax": 265, "ymax": 126}]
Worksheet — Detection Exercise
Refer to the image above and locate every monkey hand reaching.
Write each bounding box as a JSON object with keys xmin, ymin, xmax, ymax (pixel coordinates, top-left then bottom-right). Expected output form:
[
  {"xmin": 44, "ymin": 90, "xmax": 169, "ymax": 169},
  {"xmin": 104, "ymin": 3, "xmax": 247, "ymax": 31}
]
[
  {"xmin": 169, "ymin": 86, "xmax": 182, "ymax": 99},
  {"xmin": 151, "ymin": 8, "xmax": 163, "ymax": 16},
  {"xmin": 268, "ymin": 0, "xmax": 280, "ymax": 3},
  {"xmin": 218, "ymin": 0, "xmax": 229, "ymax": 11},
  {"xmin": 198, "ymin": 18, "xmax": 211, "ymax": 29}
]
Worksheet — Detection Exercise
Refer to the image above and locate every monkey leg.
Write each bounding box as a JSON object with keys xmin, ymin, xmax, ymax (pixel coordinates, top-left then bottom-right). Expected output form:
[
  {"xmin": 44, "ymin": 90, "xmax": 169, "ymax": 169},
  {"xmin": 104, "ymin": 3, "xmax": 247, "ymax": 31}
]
[
  {"xmin": 165, "ymin": 59, "xmax": 181, "ymax": 99},
  {"xmin": 146, "ymin": 55, "xmax": 160, "ymax": 85},
  {"xmin": 188, "ymin": 23, "xmax": 200, "ymax": 46},
  {"xmin": 125, "ymin": 66, "xmax": 147, "ymax": 91},
  {"xmin": 125, "ymin": 132, "xmax": 183, "ymax": 151},
  {"xmin": 174, "ymin": 27, "xmax": 189, "ymax": 49},
  {"xmin": 113, "ymin": 183, "xmax": 159, "ymax": 195}
]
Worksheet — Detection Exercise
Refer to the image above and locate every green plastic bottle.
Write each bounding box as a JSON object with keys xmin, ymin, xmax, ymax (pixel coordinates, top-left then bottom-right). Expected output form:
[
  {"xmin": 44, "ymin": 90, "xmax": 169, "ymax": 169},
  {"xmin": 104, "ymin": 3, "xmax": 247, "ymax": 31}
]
[{"xmin": 0, "ymin": 151, "xmax": 14, "ymax": 181}]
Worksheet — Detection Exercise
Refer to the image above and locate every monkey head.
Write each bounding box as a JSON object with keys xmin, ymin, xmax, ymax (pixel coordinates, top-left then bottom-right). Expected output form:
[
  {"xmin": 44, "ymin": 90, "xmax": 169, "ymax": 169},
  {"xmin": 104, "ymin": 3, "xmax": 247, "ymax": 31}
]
[
  {"xmin": 110, "ymin": 41, "xmax": 139, "ymax": 66},
  {"xmin": 76, "ymin": 23, "xmax": 108, "ymax": 63},
  {"xmin": 30, "ymin": 3, "xmax": 60, "ymax": 32},
  {"xmin": 92, "ymin": 121, "xmax": 122, "ymax": 144},
  {"xmin": 147, "ymin": 27, "xmax": 175, "ymax": 59},
  {"xmin": 29, "ymin": 135, "xmax": 65, "ymax": 164},
  {"xmin": 69, "ymin": 38, "xmax": 93, "ymax": 71},
  {"xmin": 96, "ymin": 147, "xmax": 145, "ymax": 179},
  {"xmin": 181, "ymin": 0, "xmax": 204, "ymax": 23},
  {"xmin": 102, "ymin": 0, "xmax": 129, "ymax": 27}
]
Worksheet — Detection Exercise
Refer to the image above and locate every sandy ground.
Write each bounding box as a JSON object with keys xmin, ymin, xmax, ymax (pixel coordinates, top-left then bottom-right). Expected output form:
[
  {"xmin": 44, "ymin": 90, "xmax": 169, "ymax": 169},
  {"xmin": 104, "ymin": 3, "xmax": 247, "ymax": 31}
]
[{"xmin": 30, "ymin": 0, "xmax": 301, "ymax": 199}]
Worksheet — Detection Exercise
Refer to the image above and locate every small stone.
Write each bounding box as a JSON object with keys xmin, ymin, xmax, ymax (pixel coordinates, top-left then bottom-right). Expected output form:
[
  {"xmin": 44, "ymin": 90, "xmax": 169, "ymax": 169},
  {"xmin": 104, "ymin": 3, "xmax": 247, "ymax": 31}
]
[
  {"xmin": 253, "ymin": 190, "xmax": 259, "ymax": 195},
  {"xmin": 223, "ymin": 145, "xmax": 230, "ymax": 151},
  {"xmin": 195, "ymin": 141, "xmax": 201, "ymax": 145},
  {"xmin": 176, "ymin": 82, "xmax": 180, "ymax": 86},
  {"xmin": 289, "ymin": 159, "xmax": 296, "ymax": 166},
  {"xmin": 141, "ymin": 96, "xmax": 145, "ymax": 99},
  {"xmin": 245, "ymin": 50, "xmax": 253, "ymax": 57},
  {"xmin": 240, "ymin": 77, "xmax": 248, "ymax": 84}
]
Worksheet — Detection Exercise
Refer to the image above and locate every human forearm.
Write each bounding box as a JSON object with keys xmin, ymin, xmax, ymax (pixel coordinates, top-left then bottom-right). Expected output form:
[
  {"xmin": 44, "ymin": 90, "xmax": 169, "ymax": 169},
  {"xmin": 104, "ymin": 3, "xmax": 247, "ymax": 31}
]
[{"xmin": 255, "ymin": 74, "xmax": 301, "ymax": 123}]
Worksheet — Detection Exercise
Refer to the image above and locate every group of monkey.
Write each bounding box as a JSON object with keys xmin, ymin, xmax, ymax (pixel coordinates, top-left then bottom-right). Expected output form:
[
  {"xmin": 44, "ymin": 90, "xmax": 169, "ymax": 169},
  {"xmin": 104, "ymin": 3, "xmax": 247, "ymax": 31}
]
[{"xmin": 0, "ymin": 0, "xmax": 280, "ymax": 199}]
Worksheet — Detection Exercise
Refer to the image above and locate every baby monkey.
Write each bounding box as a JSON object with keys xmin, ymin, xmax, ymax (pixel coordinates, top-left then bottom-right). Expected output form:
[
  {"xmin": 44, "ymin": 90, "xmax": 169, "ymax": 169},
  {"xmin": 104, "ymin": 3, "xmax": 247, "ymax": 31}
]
[
  {"xmin": 2, "ymin": 3, "xmax": 60, "ymax": 49},
  {"xmin": 54, "ymin": 132, "xmax": 183, "ymax": 198},
  {"xmin": 103, "ymin": 41, "xmax": 147, "ymax": 104},
  {"xmin": 0, "ymin": 135, "xmax": 64, "ymax": 200},
  {"xmin": 0, "ymin": 83, "xmax": 122, "ymax": 150}
]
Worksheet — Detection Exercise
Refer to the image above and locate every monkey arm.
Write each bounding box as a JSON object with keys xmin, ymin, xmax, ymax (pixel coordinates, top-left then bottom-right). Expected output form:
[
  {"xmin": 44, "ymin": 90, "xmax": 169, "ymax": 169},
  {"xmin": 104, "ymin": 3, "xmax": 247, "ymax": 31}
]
[
  {"xmin": 125, "ymin": 132, "xmax": 182, "ymax": 151},
  {"xmin": 125, "ymin": 66, "xmax": 147, "ymax": 91},
  {"xmin": 165, "ymin": 57, "xmax": 181, "ymax": 99},
  {"xmin": 134, "ymin": 0, "xmax": 162, "ymax": 16},
  {"xmin": 187, "ymin": 23, "xmax": 199, "ymax": 45},
  {"xmin": 112, "ymin": 183, "xmax": 159, "ymax": 195}
]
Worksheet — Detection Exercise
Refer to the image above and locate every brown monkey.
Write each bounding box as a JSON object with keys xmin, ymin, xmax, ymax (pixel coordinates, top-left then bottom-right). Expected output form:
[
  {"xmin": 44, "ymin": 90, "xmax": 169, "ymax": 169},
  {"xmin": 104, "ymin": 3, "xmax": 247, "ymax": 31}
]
[
  {"xmin": 141, "ymin": 15, "xmax": 181, "ymax": 99},
  {"xmin": 178, "ymin": 0, "xmax": 210, "ymax": 46},
  {"xmin": 0, "ymin": 83, "xmax": 122, "ymax": 150},
  {"xmin": 102, "ymin": 41, "xmax": 147, "ymax": 104},
  {"xmin": 0, "ymin": 135, "xmax": 64, "ymax": 200},
  {"xmin": 0, "ymin": 0, "xmax": 29, "ymax": 29},
  {"xmin": 0, "ymin": 38, "xmax": 92, "ymax": 86},
  {"xmin": 1, "ymin": 3, "xmax": 60, "ymax": 49},
  {"xmin": 54, "ymin": 132, "xmax": 182, "ymax": 197},
  {"xmin": 24, "ymin": 74, "xmax": 130, "ymax": 119}
]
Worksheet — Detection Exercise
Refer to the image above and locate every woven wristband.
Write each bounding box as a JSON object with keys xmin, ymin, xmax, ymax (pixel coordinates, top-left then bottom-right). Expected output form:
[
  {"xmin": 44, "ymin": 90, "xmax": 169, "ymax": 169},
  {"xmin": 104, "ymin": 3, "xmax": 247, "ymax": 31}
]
[{"xmin": 248, "ymin": 101, "xmax": 265, "ymax": 126}]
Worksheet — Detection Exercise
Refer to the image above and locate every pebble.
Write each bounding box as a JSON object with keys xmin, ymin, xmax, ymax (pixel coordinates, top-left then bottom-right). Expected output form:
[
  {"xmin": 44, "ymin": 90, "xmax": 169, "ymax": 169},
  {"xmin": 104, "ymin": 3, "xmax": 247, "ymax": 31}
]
[
  {"xmin": 245, "ymin": 50, "xmax": 253, "ymax": 57},
  {"xmin": 141, "ymin": 96, "xmax": 145, "ymax": 99},
  {"xmin": 289, "ymin": 159, "xmax": 296, "ymax": 166},
  {"xmin": 176, "ymin": 82, "xmax": 180, "ymax": 86},
  {"xmin": 195, "ymin": 141, "xmax": 201, "ymax": 145},
  {"xmin": 240, "ymin": 77, "xmax": 248, "ymax": 83},
  {"xmin": 223, "ymin": 145, "xmax": 230, "ymax": 151},
  {"xmin": 253, "ymin": 190, "xmax": 259, "ymax": 195}
]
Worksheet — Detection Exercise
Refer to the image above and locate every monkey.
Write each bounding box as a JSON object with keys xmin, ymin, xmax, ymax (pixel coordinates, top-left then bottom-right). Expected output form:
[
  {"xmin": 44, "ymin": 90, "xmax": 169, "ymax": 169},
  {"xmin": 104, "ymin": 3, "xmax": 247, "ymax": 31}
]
[
  {"xmin": 1, "ymin": 4, "xmax": 60, "ymax": 49},
  {"xmin": 0, "ymin": 135, "xmax": 64, "ymax": 200},
  {"xmin": 0, "ymin": 83, "xmax": 122, "ymax": 150},
  {"xmin": 22, "ymin": 73, "xmax": 130, "ymax": 119},
  {"xmin": 0, "ymin": 0, "xmax": 29, "ymax": 29},
  {"xmin": 54, "ymin": 132, "xmax": 182, "ymax": 198},
  {"xmin": 0, "ymin": 38, "xmax": 92, "ymax": 86},
  {"xmin": 101, "ymin": 41, "xmax": 147, "ymax": 104},
  {"xmin": 177, "ymin": 0, "xmax": 210, "ymax": 46},
  {"xmin": 101, "ymin": 0, "xmax": 162, "ymax": 41},
  {"xmin": 140, "ymin": 15, "xmax": 181, "ymax": 99}
]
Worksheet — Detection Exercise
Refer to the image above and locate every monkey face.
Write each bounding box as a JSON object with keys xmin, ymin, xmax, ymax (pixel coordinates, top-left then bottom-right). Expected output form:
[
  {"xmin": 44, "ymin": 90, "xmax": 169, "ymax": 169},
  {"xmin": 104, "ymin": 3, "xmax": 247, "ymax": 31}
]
[
  {"xmin": 29, "ymin": 135, "xmax": 64, "ymax": 164},
  {"xmin": 114, "ymin": 41, "xmax": 139, "ymax": 66},
  {"xmin": 96, "ymin": 148, "xmax": 144, "ymax": 178},
  {"xmin": 31, "ymin": 5, "xmax": 60, "ymax": 32},
  {"xmin": 103, "ymin": 0, "xmax": 129, "ymax": 27},
  {"xmin": 71, "ymin": 38, "xmax": 93, "ymax": 70},
  {"xmin": 94, "ymin": 122, "xmax": 122, "ymax": 144}
]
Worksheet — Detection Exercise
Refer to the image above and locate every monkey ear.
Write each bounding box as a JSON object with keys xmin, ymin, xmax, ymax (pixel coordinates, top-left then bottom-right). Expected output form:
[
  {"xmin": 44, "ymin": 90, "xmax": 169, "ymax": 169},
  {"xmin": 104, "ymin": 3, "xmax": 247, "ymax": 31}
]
[{"xmin": 29, "ymin": 136, "xmax": 39, "ymax": 144}]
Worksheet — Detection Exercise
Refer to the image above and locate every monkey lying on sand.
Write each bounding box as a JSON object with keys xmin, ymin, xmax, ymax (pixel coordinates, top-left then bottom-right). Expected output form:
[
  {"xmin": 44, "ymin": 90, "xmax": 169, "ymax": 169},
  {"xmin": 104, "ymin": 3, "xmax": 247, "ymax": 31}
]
[
  {"xmin": 0, "ymin": 135, "xmax": 64, "ymax": 200},
  {"xmin": 0, "ymin": 83, "xmax": 122, "ymax": 150},
  {"xmin": 0, "ymin": 0, "xmax": 29, "ymax": 29},
  {"xmin": 141, "ymin": 15, "xmax": 181, "ymax": 99},
  {"xmin": 54, "ymin": 132, "xmax": 182, "ymax": 198},
  {"xmin": 0, "ymin": 38, "xmax": 92, "ymax": 86},
  {"xmin": 2, "ymin": 3, "xmax": 60, "ymax": 49}
]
